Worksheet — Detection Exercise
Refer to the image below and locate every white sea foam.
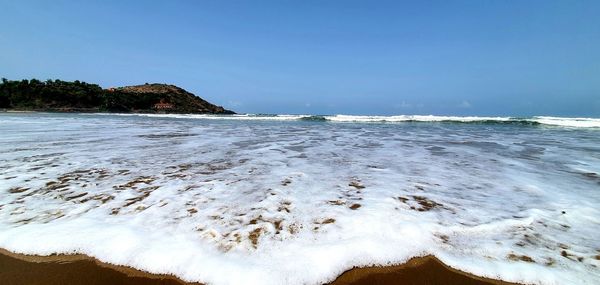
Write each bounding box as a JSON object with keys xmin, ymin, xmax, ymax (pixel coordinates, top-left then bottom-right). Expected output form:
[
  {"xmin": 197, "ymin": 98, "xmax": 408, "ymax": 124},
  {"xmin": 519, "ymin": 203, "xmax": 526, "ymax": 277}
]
[
  {"xmin": 1, "ymin": 113, "xmax": 599, "ymax": 284},
  {"xmin": 327, "ymin": 114, "xmax": 515, "ymax": 123},
  {"xmin": 94, "ymin": 113, "xmax": 600, "ymax": 128},
  {"xmin": 533, "ymin": 116, "xmax": 600, "ymax": 128}
]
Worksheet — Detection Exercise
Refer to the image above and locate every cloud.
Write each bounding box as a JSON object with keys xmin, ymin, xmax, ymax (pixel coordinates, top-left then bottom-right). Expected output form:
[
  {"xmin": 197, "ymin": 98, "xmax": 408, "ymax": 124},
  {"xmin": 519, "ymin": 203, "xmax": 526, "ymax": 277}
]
[
  {"xmin": 227, "ymin": 100, "xmax": 243, "ymax": 107},
  {"xmin": 458, "ymin": 100, "xmax": 471, "ymax": 108},
  {"xmin": 395, "ymin": 101, "xmax": 412, "ymax": 108},
  {"xmin": 394, "ymin": 101, "xmax": 424, "ymax": 109}
]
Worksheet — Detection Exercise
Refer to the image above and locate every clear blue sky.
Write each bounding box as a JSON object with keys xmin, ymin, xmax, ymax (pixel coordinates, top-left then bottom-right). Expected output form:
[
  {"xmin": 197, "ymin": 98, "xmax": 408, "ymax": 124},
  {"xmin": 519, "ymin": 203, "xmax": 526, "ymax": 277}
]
[{"xmin": 1, "ymin": 0, "xmax": 599, "ymax": 116}]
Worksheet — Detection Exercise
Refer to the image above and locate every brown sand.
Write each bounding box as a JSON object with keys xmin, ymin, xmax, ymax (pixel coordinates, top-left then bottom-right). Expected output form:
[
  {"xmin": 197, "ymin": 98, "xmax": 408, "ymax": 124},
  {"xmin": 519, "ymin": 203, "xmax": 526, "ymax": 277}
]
[
  {"xmin": 330, "ymin": 255, "xmax": 518, "ymax": 285},
  {"xmin": 0, "ymin": 248, "xmax": 518, "ymax": 285},
  {"xmin": 0, "ymin": 249, "xmax": 195, "ymax": 285}
]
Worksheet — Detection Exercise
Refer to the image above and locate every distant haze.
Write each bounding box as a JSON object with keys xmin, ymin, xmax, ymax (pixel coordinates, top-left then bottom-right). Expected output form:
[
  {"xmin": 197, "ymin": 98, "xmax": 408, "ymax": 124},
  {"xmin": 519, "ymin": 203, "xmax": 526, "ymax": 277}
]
[{"xmin": 1, "ymin": 1, "xmax": 599, "ymax": 116}]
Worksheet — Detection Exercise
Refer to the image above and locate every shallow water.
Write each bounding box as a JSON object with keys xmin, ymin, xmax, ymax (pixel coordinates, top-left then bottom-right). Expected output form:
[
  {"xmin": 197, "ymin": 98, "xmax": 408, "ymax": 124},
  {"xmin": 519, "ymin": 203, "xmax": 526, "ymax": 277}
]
[{"xmin": 1, "ymin": 113, "xmax": 599, "ymax": 285}]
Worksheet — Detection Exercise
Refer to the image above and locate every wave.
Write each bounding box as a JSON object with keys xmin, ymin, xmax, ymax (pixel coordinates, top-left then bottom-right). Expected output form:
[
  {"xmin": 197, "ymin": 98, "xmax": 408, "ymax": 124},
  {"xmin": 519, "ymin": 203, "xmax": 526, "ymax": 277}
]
[
  {"xmin": 298, "ymin": 115, "xmax": 328, "ymax": 122},
  {"xmin": 3, "ymin": 112, "xmax": 600, "ymax": 284},
  {"xmin": 327, "ymin": 115, "xmax": 600, "ymax": 127},
  {"xmin": 327, "ymin": 115, "xmax": 538, "ymax": 125},
  {"xmin": 533, "ymin": 116, "xmax": 600, "ymax": 128},
  {"xmin": 97, "ymin": 113, "xmax": 600, "ymax": 128}
]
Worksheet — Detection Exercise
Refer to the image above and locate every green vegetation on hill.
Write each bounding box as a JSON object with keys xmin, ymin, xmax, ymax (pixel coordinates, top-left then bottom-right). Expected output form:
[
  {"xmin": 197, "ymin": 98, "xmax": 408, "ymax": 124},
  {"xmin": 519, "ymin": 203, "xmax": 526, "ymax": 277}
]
[{"xmin": 0, "ymin": 78, "xmax": 235, "ymax": 114}]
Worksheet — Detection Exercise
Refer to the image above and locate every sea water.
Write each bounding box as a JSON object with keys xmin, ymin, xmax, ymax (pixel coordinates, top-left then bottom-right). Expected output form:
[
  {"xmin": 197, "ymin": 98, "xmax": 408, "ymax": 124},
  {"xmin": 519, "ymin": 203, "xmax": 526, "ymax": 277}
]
[{"xmin": 0, "ymin": 112, "xmax": 599, "ymax": 284}]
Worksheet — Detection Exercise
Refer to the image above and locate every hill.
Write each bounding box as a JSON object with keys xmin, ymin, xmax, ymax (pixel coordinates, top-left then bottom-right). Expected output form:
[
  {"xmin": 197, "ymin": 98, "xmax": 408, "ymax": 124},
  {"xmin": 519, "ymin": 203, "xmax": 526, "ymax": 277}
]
[{"xmin": 0, "ymin": 78, "xmax": 235, "ymax": 114}]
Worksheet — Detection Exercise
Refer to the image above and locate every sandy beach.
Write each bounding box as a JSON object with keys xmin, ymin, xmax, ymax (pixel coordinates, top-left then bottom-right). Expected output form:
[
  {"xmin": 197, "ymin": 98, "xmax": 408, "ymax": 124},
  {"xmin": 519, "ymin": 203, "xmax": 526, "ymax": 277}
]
[
  {"xmin": 0, "ymin": 248, "xmax": 517, "ymax": 285},
  {"xmin": 0, "ymin": 248, "xmax": 192, "ymax": 285},
  {"xmin": 3, "ymin": 0, "xmax": 600, "ymax": 283}
]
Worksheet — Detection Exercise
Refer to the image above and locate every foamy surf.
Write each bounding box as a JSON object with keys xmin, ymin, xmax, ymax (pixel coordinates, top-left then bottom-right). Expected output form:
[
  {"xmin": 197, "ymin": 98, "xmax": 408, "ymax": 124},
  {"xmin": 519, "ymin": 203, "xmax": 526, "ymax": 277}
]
[
  {"xmin": 1, "ymin": 112, "xmax": 599, "ymax": 285},
  {"xmin": 96, "ymin": 113, "xmax": 600, "ymax": 128}
]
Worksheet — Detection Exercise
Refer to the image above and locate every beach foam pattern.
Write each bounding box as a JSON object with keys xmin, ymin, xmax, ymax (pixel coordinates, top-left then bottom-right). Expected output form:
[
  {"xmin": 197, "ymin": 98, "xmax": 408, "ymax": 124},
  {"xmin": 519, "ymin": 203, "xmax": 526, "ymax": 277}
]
[
  {"xmin": 101, "ymin": 113, "xmax": 600, "ymax": 128},
  {"xmin": 1, "ymin": 113, "xmax": 599, "ymax": 285}
]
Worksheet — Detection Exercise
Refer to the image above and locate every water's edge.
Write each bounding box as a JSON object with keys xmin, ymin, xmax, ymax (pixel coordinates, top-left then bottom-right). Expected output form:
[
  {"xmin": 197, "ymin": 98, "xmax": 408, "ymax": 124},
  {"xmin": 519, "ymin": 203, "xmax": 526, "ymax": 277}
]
[{"xmin": 0, "ymin": 248, "xmax": 516, "ymax": 285}]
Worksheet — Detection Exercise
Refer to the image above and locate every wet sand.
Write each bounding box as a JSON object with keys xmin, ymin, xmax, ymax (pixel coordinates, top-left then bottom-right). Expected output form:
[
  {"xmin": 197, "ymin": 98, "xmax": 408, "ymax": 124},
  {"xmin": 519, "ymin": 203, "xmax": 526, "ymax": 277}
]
[
  {"xmin": 0, "ymin": 248, "xmax": 517, "ymax": 285},
  {"xmin": 0, "ymin": 249, "xmax": 193, "ymax": 285},
  {"xmin": 330, "ymin": 255, "xmax": 517, "ymax": 285}
]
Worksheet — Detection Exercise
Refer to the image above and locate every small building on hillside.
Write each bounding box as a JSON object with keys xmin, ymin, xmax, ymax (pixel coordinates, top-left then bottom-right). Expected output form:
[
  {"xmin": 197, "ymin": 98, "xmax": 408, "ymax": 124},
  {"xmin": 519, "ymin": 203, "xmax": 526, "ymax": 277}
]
[{"xmin": 154, "ymin": 99, "xmax": 174, "ymax": 110}]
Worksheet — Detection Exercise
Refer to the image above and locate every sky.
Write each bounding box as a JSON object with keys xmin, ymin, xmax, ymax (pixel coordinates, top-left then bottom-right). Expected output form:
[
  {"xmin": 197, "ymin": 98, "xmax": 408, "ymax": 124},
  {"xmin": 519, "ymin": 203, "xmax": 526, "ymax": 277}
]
[{"xmin": 1, "ymin": 0, "xmax": 599, "ymax": 116}]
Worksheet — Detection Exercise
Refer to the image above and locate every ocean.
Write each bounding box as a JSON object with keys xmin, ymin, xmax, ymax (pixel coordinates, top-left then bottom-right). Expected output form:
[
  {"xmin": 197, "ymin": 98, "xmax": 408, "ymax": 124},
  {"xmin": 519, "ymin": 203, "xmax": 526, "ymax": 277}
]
[{"xmin": 1, "ymin": 112, "xmax": 599, "ymax": 284}]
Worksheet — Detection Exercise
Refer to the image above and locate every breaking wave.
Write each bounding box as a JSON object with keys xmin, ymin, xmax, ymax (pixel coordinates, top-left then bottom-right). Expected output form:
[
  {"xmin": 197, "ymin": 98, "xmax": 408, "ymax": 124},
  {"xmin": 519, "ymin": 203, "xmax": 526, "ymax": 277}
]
[{"xmin": 108, "ymin": 113, "xmax": 600, "ymax": 128}]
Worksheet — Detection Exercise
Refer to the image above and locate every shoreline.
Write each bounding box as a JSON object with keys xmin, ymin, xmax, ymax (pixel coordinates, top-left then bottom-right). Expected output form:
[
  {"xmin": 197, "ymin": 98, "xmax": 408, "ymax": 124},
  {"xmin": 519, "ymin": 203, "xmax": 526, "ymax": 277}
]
[
  {"xmin": 0, "ymin": 108, "xmax": 233, "ymax": 115},
  {"xmin": 0, "ymin": 248, "xmax": 518, "ymax": 285},
  {"xmin": 0, "ymin": 248, "xmax": 193, "ymax": 285}
]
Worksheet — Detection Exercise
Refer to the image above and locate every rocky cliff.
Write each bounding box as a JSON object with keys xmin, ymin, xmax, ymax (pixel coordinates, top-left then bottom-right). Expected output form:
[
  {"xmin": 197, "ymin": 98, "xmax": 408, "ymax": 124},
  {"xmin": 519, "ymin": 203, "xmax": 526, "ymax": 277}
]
[
  {"xmin": 110, "ymin": 83, "xmax": 235, "ymax": 114},
  {"xmin": 0, "ymin": 79, "xmax": 235, "ymax": 114}
]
